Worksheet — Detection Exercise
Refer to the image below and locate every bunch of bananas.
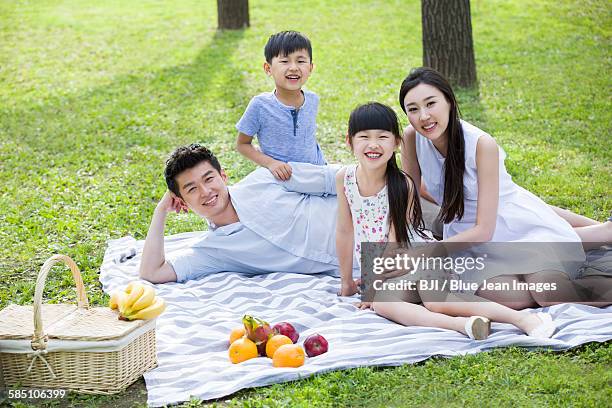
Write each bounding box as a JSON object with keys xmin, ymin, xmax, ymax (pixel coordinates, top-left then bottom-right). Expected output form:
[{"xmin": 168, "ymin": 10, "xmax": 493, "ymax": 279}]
[{"xmin": 109, "ymin": 281, "xmax": 166, "ymax": 321}]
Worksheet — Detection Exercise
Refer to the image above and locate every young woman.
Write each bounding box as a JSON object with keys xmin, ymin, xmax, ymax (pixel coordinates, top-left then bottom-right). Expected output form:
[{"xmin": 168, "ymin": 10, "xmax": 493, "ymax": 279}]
[{"xmin": 398, "ymin": 67, "xmax": 611, "ymax": 309}]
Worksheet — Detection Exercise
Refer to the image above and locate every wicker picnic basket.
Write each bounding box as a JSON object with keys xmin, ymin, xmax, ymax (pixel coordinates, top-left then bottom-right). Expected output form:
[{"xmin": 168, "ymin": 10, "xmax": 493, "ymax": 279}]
[{"xmin": 0, "ymin": 254, "xmax": 157, "ymax": 394}]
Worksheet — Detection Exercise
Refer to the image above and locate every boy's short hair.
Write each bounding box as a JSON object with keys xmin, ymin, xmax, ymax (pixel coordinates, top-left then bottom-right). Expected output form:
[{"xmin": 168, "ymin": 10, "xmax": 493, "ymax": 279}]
[
  {"xmin": 264, "ymin": 31, "xmax": 312, "ymax": 63},
  {"xmin": 164, "ymin": 144, "xmax": 221, "ymax": 197}
]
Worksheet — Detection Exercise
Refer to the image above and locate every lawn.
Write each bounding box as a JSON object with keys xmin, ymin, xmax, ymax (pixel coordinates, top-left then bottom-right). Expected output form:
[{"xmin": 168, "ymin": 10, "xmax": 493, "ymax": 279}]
[{"xmin": 0, "ymin": 0, "xmax": 610, "ymax": 406}]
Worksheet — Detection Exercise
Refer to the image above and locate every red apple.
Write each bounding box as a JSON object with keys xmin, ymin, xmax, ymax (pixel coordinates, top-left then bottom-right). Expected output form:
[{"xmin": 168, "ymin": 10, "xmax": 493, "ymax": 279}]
[
  {"xmin": 273, "ymin": 322, "xmax": 299, "ymax": 343},
  {"xmin": 303, "ymin": 333, "xmax": 328, "ymax": 357}
]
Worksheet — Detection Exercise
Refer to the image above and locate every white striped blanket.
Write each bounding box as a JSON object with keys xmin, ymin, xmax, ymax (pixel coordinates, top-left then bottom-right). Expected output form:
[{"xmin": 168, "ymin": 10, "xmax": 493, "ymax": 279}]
[{"xmin": 99, "ymin": 232, "xmax": 612, "ymax": 407}]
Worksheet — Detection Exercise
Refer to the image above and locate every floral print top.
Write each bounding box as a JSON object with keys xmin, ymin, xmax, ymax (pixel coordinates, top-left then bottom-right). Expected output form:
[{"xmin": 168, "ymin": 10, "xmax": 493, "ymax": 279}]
[{"xmin": 343, "ymin": 164, "xmax": 390, "ymax": 266}]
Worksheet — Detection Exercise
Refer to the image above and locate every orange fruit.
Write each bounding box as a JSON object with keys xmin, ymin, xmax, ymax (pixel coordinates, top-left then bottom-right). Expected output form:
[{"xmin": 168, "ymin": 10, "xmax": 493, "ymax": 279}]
[
  {"xmin": 229, "ymin": 327, "xmax": 246, "ymax": 345},
  {"xmin": 228, "ymin": 337, "xmax": 258, "ymax": 364},
  {"xmin": 272, "ymin": 344, "xmax": 305, "ymax": 368},
  {"xmin": 265, "ymin": 334, "xmax": 293, "ymax": 358}
]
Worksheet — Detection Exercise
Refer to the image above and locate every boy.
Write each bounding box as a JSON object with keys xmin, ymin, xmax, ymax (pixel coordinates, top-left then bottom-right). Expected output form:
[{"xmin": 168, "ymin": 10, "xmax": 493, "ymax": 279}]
[{"xmin": 236, "ymin": 31, "xmax": 325, "ymax": 181}]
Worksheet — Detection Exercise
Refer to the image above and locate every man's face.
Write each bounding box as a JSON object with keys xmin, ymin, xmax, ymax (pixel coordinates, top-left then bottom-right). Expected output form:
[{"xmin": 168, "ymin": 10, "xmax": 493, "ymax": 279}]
[{"xmin": 175, "ymin": 161, "xmax": 230, "ymax": 220}]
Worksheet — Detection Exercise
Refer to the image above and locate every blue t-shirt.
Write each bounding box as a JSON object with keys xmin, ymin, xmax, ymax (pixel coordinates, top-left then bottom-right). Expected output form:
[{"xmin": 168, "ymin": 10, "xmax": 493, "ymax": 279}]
[{"xmin": 236, "ymin": 90, "xmax": 326, "ymax": 165}]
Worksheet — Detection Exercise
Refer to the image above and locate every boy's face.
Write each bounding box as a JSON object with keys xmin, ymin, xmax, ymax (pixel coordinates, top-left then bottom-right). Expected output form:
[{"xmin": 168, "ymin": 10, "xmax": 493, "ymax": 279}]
[{"xmin": 264, "ymin": 49, "xmax": 313, "ymax": 92}]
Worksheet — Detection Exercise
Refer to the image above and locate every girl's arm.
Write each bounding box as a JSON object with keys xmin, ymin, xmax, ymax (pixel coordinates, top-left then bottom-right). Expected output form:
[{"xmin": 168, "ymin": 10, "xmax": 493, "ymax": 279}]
[
  {"xmin": 335, "ymin": 168, "xmax": 359, "ymax": 296},
  {"xmin": 400, "ymin": 126, "xmax": 422, "ymax": 197},
  {"xmin": 444, "ymin": 134, "xmax": 500, "ymax": 243}
]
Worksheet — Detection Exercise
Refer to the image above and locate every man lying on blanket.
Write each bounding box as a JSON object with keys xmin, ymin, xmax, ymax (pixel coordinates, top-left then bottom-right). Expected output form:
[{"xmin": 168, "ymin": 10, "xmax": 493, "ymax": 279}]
[{"xmin": 139, "ymin": 143, "xmax": 354, "ymax": 283}]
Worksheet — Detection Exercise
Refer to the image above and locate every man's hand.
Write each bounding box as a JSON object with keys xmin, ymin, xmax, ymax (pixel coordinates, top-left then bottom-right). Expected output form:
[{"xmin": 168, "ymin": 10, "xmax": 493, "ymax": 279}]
[
  {"xmin": 267, "ymin": 160, "xmax": 292, "ymax": 181},
  {"xmin": 338, "ymin": 278, "xmax": 361, "ymax": 297},
  {"xmin": 157, "ymin": 191, "xmax": 188, "ymax": 214}
]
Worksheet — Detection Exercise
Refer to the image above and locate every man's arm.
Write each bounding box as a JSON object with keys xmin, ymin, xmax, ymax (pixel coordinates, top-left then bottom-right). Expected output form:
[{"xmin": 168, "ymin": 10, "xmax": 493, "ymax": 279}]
[
  {"xmin": 236, "ymin": 132, "xmax": 292, "ymax": 180},
  {"xmin": 139, "ymin": 191, "xmax": 181, "ymax": 284},
  {"xmin": 279, "ymin": 162, "xmax": 340, "ymax": 196}
]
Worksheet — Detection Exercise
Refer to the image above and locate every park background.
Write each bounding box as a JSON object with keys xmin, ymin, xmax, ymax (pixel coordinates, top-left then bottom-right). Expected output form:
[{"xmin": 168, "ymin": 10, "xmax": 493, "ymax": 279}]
[{"xmin": 0, "ymin": 0, "xmax": 610, "ymax": 406}]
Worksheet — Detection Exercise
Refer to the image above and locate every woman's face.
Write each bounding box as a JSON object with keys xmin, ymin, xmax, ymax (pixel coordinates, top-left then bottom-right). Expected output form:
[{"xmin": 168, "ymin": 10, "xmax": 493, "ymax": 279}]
[{"xmin": 403, "ymin": 83, "xmax": 451, "ymax": 143}]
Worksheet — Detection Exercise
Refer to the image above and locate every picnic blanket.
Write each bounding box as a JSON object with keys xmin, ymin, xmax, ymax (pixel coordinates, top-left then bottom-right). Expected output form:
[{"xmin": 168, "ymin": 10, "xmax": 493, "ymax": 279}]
[{"xmin": 99, "ymin": 232, "xmax": 612, "ymax": 407}]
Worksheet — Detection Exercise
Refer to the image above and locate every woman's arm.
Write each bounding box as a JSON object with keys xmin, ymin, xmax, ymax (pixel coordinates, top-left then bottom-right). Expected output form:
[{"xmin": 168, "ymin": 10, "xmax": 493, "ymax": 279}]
[
  {"xmin": 444, "ymin": 134, "xmax": 500, "ymax": 243},
  {"xmin": 400, "ymin": 126, "xmax": 422, "ymax": 197},
  {"xmin": 335, "ymin": 168, "xmax": 359, "ymax": 296},
  {"xmin": 548, "ymin": 205, "xmax": 600, "ymax": 227},
  {"xmin": 420, "ymin": 179, "xmax": 437, "ymax": 204}
]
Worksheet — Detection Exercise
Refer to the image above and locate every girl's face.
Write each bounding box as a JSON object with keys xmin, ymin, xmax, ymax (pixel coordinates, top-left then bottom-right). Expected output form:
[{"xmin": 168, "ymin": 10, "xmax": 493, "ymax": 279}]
[
  {"xmin": 403, "ymin": 83, "xmax": 451, "ymax": 143},
  {"xmin": 349, "ymin": 129, "xmax": 399, "ymax": 170}
]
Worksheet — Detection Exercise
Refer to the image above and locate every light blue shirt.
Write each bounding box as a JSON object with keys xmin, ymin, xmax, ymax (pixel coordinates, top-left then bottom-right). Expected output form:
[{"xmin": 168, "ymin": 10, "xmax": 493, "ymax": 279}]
[
  {"xmin": 236, "ymin": 90, "xmax": 326, "ymax": 165},
  {"xmin": 167, "ymin": 163, "xmax": 356, "ymax": 282}
]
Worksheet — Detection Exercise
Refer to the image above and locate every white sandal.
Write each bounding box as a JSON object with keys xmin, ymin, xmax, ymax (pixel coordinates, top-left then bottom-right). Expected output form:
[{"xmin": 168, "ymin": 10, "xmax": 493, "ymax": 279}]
[
  {"xmin": 465, "ymin": 316, "xmax": 491, "ymax": 340},
  {"xmin": 527, "ymin": 312, "xmax": 555, "ymax": 339}
]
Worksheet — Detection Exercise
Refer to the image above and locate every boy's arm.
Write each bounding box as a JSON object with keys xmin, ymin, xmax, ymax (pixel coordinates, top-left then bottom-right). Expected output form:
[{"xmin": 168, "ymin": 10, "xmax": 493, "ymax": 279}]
[
  {"xmin": 335, "ymin": 169, "xmax": 359, "ymax": 296},
  {"xmin": 236, "ymin": 132, "xmax": 293, "ymax": 181},
  {"xmin": 139, "ymin": 191, "xmax": 180, "ymax": 284}
]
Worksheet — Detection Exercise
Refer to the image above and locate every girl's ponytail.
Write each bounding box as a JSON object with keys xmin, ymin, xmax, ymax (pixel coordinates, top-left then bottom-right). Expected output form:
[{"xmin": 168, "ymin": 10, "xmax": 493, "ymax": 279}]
[{"xmin": 386, "ymin": 152, "xmax": 426, "ymax": 246}]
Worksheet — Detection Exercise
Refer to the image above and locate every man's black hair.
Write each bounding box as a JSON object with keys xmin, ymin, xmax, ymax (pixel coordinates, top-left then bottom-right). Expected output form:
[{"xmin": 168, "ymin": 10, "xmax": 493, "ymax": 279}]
[
  {"xmin": 264, "ymin": 31, "xmax": 312, "ymax": 63},
  {"xmin": 164, "ymin": 144, "xmax": 221, "ymax": 198}
]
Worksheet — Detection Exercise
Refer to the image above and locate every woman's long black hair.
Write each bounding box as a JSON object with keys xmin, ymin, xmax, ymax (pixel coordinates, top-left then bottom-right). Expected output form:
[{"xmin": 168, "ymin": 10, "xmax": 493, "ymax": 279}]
[
  {"xmin": 399, "ymin": 67, "xmax": 465, "ymax": 224},
  {"xmin": 348, "ymin": 102, "xmax": 427, "ymax": 246}
]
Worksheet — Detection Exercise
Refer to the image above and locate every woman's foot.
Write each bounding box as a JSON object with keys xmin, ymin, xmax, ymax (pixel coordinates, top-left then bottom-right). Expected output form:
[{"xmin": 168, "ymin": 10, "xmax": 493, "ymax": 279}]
[
  {"xmin": 464, "ymin": 316, "xmax": 491, "ymax": 340},
  {"xmin": 520, "ymin": 312, "xmax": 556, "ymax": 338}
]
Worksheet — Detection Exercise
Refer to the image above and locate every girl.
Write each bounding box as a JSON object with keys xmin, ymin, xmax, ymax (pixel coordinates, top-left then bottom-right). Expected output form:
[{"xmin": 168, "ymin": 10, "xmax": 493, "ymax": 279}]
[
  {"xmin": 336, "ymin": 102, "xmax": 556, "ymax": 340},
  {"xmin": 398, "ymin": 67, "xmax": 611, "ymax": 308}
]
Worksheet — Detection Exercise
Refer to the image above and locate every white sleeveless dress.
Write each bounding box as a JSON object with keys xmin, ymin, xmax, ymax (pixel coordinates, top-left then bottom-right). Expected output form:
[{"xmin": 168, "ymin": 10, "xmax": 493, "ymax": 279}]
[
  {"xmin": 415, "ymin": 120, "xmax": 585, "ymax": 281},
  {"xmin": 343, "ymin": 164, "xmax": 428, "ymax": 267}
]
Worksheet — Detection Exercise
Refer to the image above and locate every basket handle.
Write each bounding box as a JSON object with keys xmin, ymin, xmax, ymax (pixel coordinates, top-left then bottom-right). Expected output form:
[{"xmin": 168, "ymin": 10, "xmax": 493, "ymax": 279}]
[{"xmin": 31, "ymin": 254, "xmax": 89, "ymax": 350}]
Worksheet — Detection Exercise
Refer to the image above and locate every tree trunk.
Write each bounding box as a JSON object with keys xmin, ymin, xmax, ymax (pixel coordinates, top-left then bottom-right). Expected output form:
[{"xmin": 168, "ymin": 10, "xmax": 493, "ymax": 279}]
[
  {"xmin": 421, "ymin": 0, "xmax": 477, "ymax": 87},
  {"xmin": 217, "ymin": 0, "xmax": 249, "ymax": 30}
]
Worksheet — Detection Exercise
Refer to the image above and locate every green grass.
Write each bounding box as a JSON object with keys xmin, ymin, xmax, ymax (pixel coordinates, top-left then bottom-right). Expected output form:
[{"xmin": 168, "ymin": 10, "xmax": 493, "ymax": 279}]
[{"xmin": 0, "ymin": 0, "xmax": 610, "ymax": 406}]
